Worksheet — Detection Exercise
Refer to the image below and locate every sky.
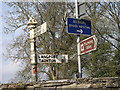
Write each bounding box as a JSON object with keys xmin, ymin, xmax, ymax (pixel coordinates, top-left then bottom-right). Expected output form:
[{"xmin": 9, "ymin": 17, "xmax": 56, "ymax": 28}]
[
  {"xmin": 0, "ymin": 1, "xmax": 2, "ymax": 83},
  {"xmin": 0, "ymin": 2, "xmax": 22, "ymax": 83}
]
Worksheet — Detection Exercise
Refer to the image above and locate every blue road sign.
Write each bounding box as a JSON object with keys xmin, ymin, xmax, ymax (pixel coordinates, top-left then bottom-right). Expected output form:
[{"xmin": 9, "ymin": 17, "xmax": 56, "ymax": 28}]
[{"xmin": 67, "ymin": 18, "xmax": 91, "ymax": 35}]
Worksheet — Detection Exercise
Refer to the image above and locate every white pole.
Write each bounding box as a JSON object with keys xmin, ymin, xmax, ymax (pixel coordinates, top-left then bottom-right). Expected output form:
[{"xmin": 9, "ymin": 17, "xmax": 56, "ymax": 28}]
[
  {"xmin": 28, "ymin": 16, "xmax": 38, "ymax": 82},
  {"xmin": 30, "ymin": 27, "xmax": 38, "ymax": 82},
  {"xmin": 75, "ymin": 0, "xmax": 78, "ymax": 18},
  {"xmin": 75, "ymin": 0, "xmax": 82, "ymax": 78}
]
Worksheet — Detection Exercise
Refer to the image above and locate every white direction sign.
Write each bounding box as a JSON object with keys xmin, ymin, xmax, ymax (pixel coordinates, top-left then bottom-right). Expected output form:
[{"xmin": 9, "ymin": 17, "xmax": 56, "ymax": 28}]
[
  {"xmin": 35, "ymin": 22, "xmax": 47, "ymax": 37},
  {"xmin": 37, "ymin": 54, "xmax": 68, "ymax": 63},
  {"xmin": 78, "ymin": 3, "xmax": 86, "ymax": 18}
]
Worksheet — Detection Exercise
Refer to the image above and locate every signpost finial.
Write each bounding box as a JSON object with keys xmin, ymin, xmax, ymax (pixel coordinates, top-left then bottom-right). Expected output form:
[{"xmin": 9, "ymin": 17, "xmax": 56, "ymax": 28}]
[{"xmin": 27, "ymin": 15, "xmax": 37, "ymax": 26}]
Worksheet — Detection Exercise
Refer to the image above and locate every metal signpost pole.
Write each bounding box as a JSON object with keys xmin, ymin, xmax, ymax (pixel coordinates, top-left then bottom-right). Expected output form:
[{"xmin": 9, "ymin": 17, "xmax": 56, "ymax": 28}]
[
  {"xmin": 27, "ymin": 16, "xmax": 38, "ymax": 82},
  {"xmin": 75, "ymin": 0, "xmax": 82, "ymax": 78}
]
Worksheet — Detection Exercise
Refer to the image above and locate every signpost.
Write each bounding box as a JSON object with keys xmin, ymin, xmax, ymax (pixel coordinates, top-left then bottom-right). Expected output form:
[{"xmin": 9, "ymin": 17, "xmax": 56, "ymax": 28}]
[
  {"xmin": 37, "ymin": 54, "xmax": 68, "ymax": 63},
  {"xmin": 69, "ymin": 0, "xmax": 93, "ymax": 78},
  {"xmin": 35, "ymin": 22, "xmax": 47, "ymax": 37},
  {"xmin": 27, "ymin": 16, "xmax": 38, "ymax": 82},
  {"xmin": 67, "ymin": 18, "xmax": 91, "ymax": 35},
  {"xmin": 27, "ymin": 17, "xmax": 47, "ymax": 82},
  {"xmin": 80, "ymin": 35, "xmax": 97, "ymax": 55}
]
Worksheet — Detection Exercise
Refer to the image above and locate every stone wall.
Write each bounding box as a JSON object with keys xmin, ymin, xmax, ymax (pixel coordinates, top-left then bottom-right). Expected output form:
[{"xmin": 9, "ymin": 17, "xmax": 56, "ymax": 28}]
[{"xmin": 1, "ymin": 77, "xmax": 120, "ymax": 90}]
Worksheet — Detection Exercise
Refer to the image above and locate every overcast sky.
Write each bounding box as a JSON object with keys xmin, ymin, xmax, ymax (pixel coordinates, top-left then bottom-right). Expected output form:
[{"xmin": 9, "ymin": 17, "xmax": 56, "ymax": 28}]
[
  {"xmin": 0, "ymin": 2, "xmax": 22, "ymax": 83},
  {"xmin": 0, "ymin": 1, "xmax": 2, "ymax": 83}
]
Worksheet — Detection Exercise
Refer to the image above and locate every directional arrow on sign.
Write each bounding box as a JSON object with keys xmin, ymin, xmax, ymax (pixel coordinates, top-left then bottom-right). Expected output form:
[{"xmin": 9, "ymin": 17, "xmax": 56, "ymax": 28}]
[
  {"xmin": 77, "ymin": 29, "xmax": 83, "ymax": 33},
  {"xmin": 67, "ymin": 18, "xmax": 91, "ymax": 35},
  {"xmin": 80, "ymin": 35, "xmax": 97, "ymax": 55}
]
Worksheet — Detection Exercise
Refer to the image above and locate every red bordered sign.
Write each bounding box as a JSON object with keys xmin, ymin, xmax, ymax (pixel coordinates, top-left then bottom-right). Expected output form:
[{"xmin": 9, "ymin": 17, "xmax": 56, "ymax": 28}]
[{"xmin": 80, "ymin": 35, "xmax": 97, "ymax": 55}]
